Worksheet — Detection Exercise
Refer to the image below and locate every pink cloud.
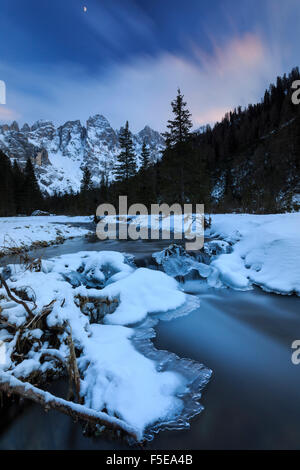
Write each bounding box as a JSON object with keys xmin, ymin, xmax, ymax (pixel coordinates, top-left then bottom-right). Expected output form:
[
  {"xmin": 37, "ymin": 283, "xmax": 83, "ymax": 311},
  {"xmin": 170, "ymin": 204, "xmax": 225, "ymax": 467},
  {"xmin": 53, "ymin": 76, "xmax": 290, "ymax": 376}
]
[
  {"xmin": 194, "ymin": 33, "xmax": 266, "ymax": 77},
  {"xmin": 194, "ymin": 107, "xmax": 230, "ymax": 126},
  {"xmin": 0, "ymin": 32, "xmax": 283, "ymax": 132},
  {"xmin": 0, "ymin": 106, "xmax": 20, "ymax": 122}
]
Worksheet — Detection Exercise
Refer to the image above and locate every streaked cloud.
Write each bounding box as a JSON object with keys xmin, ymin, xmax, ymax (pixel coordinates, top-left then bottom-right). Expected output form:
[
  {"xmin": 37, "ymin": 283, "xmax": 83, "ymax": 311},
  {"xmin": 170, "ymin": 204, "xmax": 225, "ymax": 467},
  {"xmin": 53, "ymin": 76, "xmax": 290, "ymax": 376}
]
[
  {"xmin": 0, "ymin": 106, "xmax": 20, "ymax": 121},
  {"xmin": 1, "ymin": 0, "xmax": 300, "ymax": 131},
  {"xmin": 1, "ymin": 0, "xmax": 300, "ymax": 132},
  {"xmin": 0, "ymin": 31, "xmax": 283, "ymax": 131}
]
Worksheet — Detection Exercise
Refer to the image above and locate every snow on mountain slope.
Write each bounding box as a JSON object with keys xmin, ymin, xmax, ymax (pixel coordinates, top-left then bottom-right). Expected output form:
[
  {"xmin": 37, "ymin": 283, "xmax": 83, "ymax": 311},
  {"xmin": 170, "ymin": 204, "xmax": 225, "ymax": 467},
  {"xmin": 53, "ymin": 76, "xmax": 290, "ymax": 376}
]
[{"xmin": 0, "ymin": 116, "xmax": 165, "ymax": 195}]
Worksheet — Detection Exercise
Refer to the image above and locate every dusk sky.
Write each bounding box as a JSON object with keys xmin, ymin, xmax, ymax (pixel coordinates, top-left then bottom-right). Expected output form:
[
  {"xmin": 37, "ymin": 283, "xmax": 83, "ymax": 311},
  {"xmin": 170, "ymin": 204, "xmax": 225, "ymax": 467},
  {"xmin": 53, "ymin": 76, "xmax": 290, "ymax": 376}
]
[{"xmin": 0, "ymin": 0, "xmax": 299, "ymax": 131}]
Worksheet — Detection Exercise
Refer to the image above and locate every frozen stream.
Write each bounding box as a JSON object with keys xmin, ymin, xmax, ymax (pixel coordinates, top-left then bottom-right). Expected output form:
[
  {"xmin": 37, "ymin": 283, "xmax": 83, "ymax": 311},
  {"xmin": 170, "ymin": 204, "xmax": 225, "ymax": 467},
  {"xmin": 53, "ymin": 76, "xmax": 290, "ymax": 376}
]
[{"xmin": 0, "ymin": 234, "xmax": 300, "ymax": 449}]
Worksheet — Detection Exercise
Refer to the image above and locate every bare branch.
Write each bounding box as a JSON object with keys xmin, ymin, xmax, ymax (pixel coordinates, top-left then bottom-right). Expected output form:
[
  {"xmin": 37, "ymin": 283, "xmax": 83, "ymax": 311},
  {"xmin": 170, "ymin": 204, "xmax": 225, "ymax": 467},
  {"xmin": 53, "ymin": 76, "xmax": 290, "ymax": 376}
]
[{"xmin": 0, "ymin": 275, "xmax": 34, "ymax": 319}]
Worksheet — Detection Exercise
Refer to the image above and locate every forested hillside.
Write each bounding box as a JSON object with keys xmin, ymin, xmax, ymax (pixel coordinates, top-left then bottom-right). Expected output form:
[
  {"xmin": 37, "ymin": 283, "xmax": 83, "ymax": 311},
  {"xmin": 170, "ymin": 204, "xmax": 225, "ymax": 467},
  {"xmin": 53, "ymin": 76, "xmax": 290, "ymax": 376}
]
[
  {"xmin": 153, "ymin": 66, "xmax": 300, "ymax": 213},
  {"xmin": 1, "ymin": 67, "xmax": 300, "ymax": 216}
]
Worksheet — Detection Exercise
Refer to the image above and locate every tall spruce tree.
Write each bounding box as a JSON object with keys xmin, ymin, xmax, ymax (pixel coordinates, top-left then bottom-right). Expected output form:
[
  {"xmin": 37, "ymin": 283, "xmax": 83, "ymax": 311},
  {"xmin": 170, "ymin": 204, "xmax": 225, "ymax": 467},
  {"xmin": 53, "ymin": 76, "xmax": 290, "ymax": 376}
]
[
  {"xmin": 79, "ymin": 166, "xmax": 93, "ymax": 213},
  {"xmin": 114, "ymin": 121, "xmax": 137, "ymax": 182},
  {"xmin": 140, "ymin": 141, "xmax": 150, "ymax": 170},
  {"xmin": 162, "ymin": 89, "xmax": 193, "ymax": 204},
  {"xmin": 80, "ymin": 166, "xmax": 92, "ymax": 192},
  {"xmin": 163, "ymin": 88, "xmax": 193, "ymax": 147},
  {"xmin": 137, "ymin": 141, "xmax": 155, "ymax": 205}
]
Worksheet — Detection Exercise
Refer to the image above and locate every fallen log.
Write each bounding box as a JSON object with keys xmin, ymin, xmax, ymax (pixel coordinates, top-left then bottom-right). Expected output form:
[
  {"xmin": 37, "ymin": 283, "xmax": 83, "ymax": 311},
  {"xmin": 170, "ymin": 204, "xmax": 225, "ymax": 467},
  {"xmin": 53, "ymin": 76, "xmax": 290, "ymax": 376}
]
[{"xmin": 0, "ymin": 371, "xmax": 141, "ymax": 441}]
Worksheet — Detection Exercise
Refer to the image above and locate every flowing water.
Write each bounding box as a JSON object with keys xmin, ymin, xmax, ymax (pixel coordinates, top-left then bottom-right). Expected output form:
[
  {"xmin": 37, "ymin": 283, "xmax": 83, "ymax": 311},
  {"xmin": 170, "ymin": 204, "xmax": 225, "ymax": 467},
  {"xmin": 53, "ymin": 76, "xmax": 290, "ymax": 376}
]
[{"xmin": 0, "ymin": 233, "xmax": 300, "ymax": 450}]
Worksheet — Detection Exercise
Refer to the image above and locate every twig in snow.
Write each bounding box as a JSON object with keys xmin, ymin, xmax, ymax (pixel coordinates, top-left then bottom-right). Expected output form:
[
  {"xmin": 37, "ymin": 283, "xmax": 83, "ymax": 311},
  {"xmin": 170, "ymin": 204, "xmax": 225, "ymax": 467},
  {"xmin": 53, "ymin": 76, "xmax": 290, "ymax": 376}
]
[
  {"xmin": 66, "ymin": 324, "xmax": 82, "ymax": 404},
  {"xmin": 0, "ymin": 275, "xmax": 34, "ymax": 320}
]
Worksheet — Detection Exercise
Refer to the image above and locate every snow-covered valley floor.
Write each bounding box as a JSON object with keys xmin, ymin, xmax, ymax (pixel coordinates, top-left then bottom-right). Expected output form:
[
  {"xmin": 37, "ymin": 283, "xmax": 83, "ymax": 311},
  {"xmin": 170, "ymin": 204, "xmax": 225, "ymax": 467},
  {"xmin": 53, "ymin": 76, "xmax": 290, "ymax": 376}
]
[
  {"xmin": 0, "ymin": 250, "xmax": 211, "ymax": 441},
  {"xmin": 0, "ymin": 212, "xmax": 299, "ymax": 443},
  {"xmin": 0, "ymin": 216, "xmax": 93, "ymax": 257}
]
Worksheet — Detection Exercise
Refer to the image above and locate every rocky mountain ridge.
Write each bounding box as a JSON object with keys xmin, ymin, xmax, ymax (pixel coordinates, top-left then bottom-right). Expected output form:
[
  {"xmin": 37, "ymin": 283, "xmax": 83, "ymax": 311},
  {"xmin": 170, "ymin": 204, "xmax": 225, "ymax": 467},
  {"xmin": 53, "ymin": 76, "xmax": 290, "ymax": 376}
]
[{"xmin": 0, "ymin": 115, "xmax": 165, "ymax": 194}]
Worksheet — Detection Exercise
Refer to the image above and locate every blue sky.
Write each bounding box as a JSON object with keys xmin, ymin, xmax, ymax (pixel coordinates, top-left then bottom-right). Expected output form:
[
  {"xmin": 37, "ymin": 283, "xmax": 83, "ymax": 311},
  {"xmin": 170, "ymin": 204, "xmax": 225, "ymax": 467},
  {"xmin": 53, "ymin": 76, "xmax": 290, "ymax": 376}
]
[{"xmin": 0, "ymin": 0, "xmax": 299, "ymax": 131}]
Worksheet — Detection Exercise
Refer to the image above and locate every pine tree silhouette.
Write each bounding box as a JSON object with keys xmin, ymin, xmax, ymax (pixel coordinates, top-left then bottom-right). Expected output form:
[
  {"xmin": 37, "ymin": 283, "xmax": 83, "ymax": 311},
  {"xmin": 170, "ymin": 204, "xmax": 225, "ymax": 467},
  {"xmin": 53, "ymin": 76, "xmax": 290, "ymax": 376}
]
[
  {"xmin": 80, "ymin": 165, "xmax": 92, "ymax": 192},
  {"xmin": 114, "ymin": 121, "xmax": 137, "ymax": 182},
  {"xmin": 140, "ymin": 140, "xmax": 150, "ymax": 170},
  {"xmin": 162, "ymin": 89, "xmax": 193, "ymax": 204}
]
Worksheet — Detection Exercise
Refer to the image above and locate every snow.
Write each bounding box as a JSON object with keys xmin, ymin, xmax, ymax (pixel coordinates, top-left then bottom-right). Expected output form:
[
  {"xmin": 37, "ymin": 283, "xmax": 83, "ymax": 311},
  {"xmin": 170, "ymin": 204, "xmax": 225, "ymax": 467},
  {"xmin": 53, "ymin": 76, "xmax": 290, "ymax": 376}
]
[
  {"xmin": 99, "ymin": 213, "xmax": 204, "ymax": 242},
  {"xmin": 79, "ymin": 324, "xmax": 185, "ymax": 432},
  {"xmin": 206, "ymin": 213, "xmax": 300, "ymax": 295},
  {"xmin": 0, "ymin": 341, "xmax": 5, "ymax": 365},
  {"xmin": 45, "ymin": 149, "xmax": 84, "ymax": 194},
  {"xmin": 0, "ymin": 215, "xmax": 92, "ymax": 256},
  {"xmin": 0, "ymin": 116, "xmax": 164, "ymax": 195},
  {"xmin": 76, "ymin": 267, "xmax": 186, "ymax": 325},
  {"xmin": 0, "ymin": 250, "xmax": 209, "ymax": 439},
  {"xmin": 2, "ymin": 212, "xmax": 297, "ymax": 438},
  {"xmin": 150, "ymin": 214, "xmax": 300, "ymax": 296}
]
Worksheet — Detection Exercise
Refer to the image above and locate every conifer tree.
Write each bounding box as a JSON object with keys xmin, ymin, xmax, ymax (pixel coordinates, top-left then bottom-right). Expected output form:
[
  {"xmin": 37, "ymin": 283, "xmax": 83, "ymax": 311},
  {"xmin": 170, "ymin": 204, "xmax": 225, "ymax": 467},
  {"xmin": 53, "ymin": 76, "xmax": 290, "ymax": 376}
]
[
  {"xmin": 22, "ymin": 157, "xmax": 43, "ymax": 214},
  {"xmin": 114, "ymin": 121, "xmax": 137, "ymax": 182},
  {"xmin": 163, "ymin": 88, "xmax": 193, "ymax": 147},
  {"xmin": 99, "ymin": 174, "xmax": 108, "ymax": 201},
  {"xmin": 13, "ymin": 160, "xmax": 25, "ymax": 214},
  {"xmin": 137, "ymin": 141, "xmax": 155, "ymax": 205},
  {"xmin": 0, "ymin": 150, "xmax": 15, "ymax": 216},
  {"xmin": 79, "ymin": 166, "xmax": 93, "ymax": 213},
  {"xmin": 80, "ymin": 165, "xmax": 92, "ymax": 192},
  {"xmin": 140, "ymin": 141, "xmax": 151, "ymax": 170},
  {"xmin": 162, "ymin": 89, "xmax": 193, "ymax": 204}
]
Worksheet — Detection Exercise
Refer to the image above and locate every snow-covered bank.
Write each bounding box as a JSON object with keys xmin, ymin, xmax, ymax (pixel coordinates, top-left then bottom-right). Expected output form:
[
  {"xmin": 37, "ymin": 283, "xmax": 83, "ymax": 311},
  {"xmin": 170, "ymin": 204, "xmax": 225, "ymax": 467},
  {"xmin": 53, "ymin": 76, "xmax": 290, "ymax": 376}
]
[
  {"xmin": 207, "ymin": 213, "xmax": 300, "ymax": 296},
  {"xmin": 0, "ymin": 216, "xmax": 92, "ymax": 257},
  {"xmin": 0, "ymin": 251, "xmax": 210, "ymax": 440},
  {"xmin": 97, "ymin": 212, "xmax": 300, "ymax": 296}
]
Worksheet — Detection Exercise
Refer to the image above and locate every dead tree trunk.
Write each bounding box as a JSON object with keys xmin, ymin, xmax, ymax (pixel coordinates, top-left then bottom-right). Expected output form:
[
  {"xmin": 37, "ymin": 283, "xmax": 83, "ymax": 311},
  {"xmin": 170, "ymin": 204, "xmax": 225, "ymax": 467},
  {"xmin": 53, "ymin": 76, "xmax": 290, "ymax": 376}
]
[{"xmin": 0, "ymin": 372, "xmax": 140, "ymax": 441}]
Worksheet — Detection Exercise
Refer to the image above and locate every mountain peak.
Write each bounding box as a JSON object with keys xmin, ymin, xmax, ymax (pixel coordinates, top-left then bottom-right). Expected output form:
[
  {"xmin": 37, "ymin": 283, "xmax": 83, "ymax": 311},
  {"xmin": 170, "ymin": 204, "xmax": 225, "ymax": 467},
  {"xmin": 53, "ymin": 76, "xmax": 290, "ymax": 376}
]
[
  {"xmin": 31, "ymin": 119, "xmax": 54, "ymax": 131},
  {"xmin": 0, "ymin": 114, "xmax": 164, "ymax": 195},
  {"xmin": 21, "ymin": 123, "xmax": 30, "ymax": 132},
  {"xmin": 60, "ymin": 119, "xmax": 82, "ymax": 130},
  {"xmin": 87, "ymin": 114, "xmax": 111, "ymax": 128},
  {"xmin": 10, "ymin": 121, "xmax": 19, "ymax": 132},
  {"xmin": 138, "ymin": 125, "xmax": 165, "ymax": 148}
]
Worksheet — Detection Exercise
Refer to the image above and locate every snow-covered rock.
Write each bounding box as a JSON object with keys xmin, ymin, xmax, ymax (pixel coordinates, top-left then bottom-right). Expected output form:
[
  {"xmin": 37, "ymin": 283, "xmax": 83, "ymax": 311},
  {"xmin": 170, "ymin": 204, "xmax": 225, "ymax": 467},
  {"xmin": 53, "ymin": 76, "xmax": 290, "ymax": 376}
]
[
  {"xmin": 204, "ymin": 240, "xmax": 232, "ymax": 257},
  {"xmin": 207, "ymin": 213, "xmax": 300, "ymax": 295},
  {"xmin": 31, "ymin": 210, "xmax": 52, "ymax": 216},
  {"xmin": 153, "ymin": 244, "xmax": 220, "ymax": 286}
]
